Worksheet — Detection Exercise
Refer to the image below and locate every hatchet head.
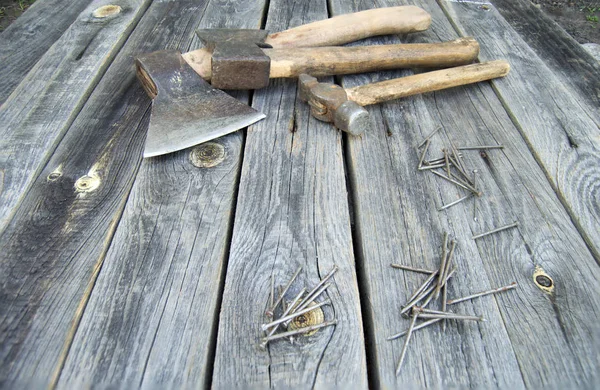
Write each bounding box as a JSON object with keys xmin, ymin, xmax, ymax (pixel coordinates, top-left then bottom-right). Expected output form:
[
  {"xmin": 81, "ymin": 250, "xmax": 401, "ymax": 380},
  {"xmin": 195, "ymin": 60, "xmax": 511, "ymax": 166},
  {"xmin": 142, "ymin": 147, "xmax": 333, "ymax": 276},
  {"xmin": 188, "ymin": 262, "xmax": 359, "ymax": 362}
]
[{"xmin": 136, "ymin": 50, "xmax": 265, "ymax": 158}]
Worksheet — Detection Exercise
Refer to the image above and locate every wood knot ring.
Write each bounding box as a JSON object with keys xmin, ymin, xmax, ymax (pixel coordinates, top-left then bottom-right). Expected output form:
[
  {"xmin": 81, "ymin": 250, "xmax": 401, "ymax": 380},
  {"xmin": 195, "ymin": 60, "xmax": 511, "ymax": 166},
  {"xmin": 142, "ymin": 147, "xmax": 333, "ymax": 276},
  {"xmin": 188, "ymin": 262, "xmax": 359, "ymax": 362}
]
[
  {"xmin": 190, "ymin": 143, "xmax": 225, "ymax": 168},
  {"xmin": 75, "ymin": 174, "xmax": 101, "ymax": 193},
  {"xmin": 47, "ymin": 172, "xmax": 62, "ymax": 182},
  {"xmin": 288, "ymin": 302, "xmax": 325, "ymax": 336},
  {"xmin": 533, "ymin": 266, "xmax": 554, "ymax": 294},
  {"xmin": 92, "ymin": 5, "xmax": 122, "ymax": 18}
]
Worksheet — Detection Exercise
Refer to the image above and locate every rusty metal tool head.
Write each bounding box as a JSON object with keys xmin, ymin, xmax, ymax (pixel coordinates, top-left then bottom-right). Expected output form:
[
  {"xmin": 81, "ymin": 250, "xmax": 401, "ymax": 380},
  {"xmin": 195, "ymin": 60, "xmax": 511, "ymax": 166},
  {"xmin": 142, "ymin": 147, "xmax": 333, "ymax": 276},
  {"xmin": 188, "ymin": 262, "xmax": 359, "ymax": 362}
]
[
  {"xmin": 298, "ymin": 60, "xmax": 511, "ymax": 135},
  {"xmin": 135, "ymin": 50, "xmax": 265, "ymax": 158}
]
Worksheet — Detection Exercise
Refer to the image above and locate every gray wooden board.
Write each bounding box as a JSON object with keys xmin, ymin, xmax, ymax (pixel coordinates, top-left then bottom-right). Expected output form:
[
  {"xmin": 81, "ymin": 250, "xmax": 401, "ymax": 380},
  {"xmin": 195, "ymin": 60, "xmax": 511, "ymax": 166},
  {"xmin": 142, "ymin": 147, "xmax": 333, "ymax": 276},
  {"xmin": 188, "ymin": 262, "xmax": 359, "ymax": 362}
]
[
  {"xmin": 330, "ymin": 0, "xmax": 600, "ymax": 388},
  {"xmin": 56, "ymin": 0, "xmax": 268, "ymax": 388},
  {"xmin": 489, "ymin": 0, "xmax": 600, "ymax": 112},
  {"xmin": 0, "ymin": 0, "xmax": 226, "ymax": 387},
  {"xmin": 210, "ymin": 1, "xmax": 368, "ymax": 388},
  {"xmin": 0, "ymin": 0, "xmax": 94, "ymax": 105},
  {"xmin": 438, "ymin": 0, "xmax": 600, "ymax": 262},
  {"xmin": 0, "ymin": 0, "xmax": 152, "ymax": 233}
]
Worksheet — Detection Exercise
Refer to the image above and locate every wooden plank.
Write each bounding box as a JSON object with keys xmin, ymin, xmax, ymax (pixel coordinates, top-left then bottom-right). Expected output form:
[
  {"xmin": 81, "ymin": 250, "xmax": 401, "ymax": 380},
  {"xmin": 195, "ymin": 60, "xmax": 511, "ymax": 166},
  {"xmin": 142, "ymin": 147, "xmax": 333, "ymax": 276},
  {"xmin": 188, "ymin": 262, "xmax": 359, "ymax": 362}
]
[
  {"xmin": 0, "ymin": 0, "xmax": 94, "ymax": 104},
  {"xmin": 0, "ymin": 0, "xmax": 238, "ymax": 387},
  {"xmin": 438, "ymin": 0, "xmax": 600, "ymax": 261},
  {"xmin": 330, "ymin": 0, "xmax": 600, "ymax": 388},
  {"xmin": 488, "ymin": 0, "xmax": 600, "ymax": 112},
  {"xmin": 54, "ymin": 0, "xmax": 269, "ymax": 388},
  {"xmin": 0, "ymin": 0, "xmax": 152, "ymax": 233},
  {"xmin": 210, "ymin": 0, "xmax": 368, "ymax": 388}
]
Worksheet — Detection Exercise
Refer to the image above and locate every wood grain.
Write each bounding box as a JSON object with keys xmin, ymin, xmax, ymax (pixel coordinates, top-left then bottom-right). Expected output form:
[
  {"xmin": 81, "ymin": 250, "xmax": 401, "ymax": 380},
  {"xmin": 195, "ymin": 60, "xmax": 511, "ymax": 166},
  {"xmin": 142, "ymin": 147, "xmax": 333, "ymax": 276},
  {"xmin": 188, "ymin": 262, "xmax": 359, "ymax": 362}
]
[
  {"xmin": 267, "ymin": 38, "xmax": 480, "ymax": 78},
  {"xmin": 0, "ymin": 0, "xmax": 94, "ymax": 105},
  {"xmin": 331, "ymin": 0, "xmax": 600, "ymax": 388},
  {"xmin": 210, "ymin": 0, "xmax": 368, "ymax": 388},
  {"xmin": 438, "ymin": 0, "xmax": 600, "ymax": 261},
  {"xmin": 54, "ymin": 0, "xmax": 268, "ymax": 388},
  {"xmin": 0, "ymin": 0, "xmax": 152, "ymax": 234},
  {"xmin": 0, "ymin": 0, "xmax": 229, "ymax": 387}
]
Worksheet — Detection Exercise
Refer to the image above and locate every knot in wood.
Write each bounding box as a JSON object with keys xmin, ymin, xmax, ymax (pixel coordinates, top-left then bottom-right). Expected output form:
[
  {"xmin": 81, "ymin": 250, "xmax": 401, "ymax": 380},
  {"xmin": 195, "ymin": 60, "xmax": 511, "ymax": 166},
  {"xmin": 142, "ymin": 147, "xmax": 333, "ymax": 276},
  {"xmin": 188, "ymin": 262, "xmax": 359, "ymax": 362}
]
[
  {"xmin": 190, "ymin": 142, "xmax": 225, "ymax": 168},
  {"xmin": 92, "ymin": 5, "xmax": 122, "ymax": 18},
  {"xmin": 288, "ymin": 302, "xmax": 325, "ymax": 337},
  {"xmin": 47, "ymin": 172, "xmax": 62, "ymax": 182},
  {"xmin": 533, "ymin": 266, "xmax": 554, "ymax": 294},
  {"xmin": 74, "ymin": 174, "xmax": 101, "ymax": 193}
]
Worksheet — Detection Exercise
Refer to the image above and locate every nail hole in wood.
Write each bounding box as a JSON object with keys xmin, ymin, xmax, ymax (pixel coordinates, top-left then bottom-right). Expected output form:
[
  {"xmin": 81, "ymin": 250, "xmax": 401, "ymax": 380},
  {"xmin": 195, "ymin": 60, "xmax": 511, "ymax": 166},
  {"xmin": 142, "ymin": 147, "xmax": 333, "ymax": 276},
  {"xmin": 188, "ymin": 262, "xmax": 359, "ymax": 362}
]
[
  {"xmin": 92, "ymin": 5, "xmax": 122, "ymax": 19},
  {"xmin": 190, "ymin": 142, "xmax": 225, "ymax": 168}
]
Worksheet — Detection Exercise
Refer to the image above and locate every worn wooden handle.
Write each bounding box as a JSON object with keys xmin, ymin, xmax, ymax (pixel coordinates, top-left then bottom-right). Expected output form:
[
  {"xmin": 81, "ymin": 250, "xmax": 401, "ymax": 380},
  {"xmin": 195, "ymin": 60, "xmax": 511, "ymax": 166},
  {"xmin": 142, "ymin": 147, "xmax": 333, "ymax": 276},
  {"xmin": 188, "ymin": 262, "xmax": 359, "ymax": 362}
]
[
  {"xmin": 346, "ymin": 60, "xmax": 511, "ymax": 106},
  {"xmin": 264, "ymin": 6, "xmax": 431, "ymax": 48},
  {"xmin": 182, "ymin": 6, "xmax": 431, "ymax": 80},
  {"xmin": 267, "ymin": 37, "xmax": 479, "ymax": 78}
]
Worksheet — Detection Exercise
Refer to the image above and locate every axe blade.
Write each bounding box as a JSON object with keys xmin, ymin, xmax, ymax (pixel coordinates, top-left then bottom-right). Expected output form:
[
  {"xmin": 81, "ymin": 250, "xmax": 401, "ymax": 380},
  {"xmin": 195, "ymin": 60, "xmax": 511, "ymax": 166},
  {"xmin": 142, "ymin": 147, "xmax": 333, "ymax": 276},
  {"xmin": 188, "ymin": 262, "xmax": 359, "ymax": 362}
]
[{"xmin": 137, "ymin": 50, "xmax": 265, "ymax": 158}]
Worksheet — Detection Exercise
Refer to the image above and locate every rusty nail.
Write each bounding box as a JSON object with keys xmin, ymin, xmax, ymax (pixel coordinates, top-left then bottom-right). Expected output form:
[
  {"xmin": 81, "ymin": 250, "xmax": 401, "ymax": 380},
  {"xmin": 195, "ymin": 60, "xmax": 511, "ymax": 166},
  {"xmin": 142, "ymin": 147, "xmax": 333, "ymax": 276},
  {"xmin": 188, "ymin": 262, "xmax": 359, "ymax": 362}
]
[{"xmin": 472, "ymin": 222, "xmax": 519, "ymax": 240}]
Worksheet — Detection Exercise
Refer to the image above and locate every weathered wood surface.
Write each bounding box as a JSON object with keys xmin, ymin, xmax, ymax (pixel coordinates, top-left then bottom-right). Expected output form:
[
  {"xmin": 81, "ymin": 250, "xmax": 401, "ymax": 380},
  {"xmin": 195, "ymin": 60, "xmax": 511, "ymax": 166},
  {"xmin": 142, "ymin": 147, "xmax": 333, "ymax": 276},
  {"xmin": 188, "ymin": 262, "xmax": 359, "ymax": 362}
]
[
  {"xmin": 56, "ymin": 0, "xmax": 266, "ymax": 388},
  {"xmin": 211, "ymin": 0, "xmax": 367, "ymax": 388},
  {"xmin": 0, "ymin": 0, "xmax": 208, "ymax": 387},
  {"xmin": 331, "ymin": 0, "xmax": 600, "ymax": 388},
  {"xmin": 438, "ymin": 0, "xmax": 600, "ymax": 261},
  {"xmin": 0, "ymin": 0, "xmax": 94, "ymax": 104},
  {"xmin": 0, "ymin": 0, "xmax": 151, "ymax": 233}
]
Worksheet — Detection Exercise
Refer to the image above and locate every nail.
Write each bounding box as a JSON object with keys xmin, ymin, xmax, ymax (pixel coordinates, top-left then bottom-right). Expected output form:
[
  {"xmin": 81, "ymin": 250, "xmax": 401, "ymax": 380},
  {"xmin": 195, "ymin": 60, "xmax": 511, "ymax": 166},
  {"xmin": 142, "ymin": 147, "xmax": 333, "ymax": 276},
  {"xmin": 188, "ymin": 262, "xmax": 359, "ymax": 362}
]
[
  {"xmin": 265, "ymin": 266, "xmax": 302, "ymax": 317},
  {"xmin": 396, "ymin": 310, "xmax": 419, "ymax": 376},
  {"xmin": 438, "ymin": 194, "xmax": 472, "ymax": 211},
  {"xmin": 418, "ymin": 163, "xmax": 446, "ymax": 171},
  {"xmin": 431, "ymin": 170, "xmax": 478, "ymax": 194},
  {"xmin": 261, "ymin": 320, "xmax": 337, "ymax": 344},
  {"xmin": 413, "ymin": 308, "xmax": 485, "ymax": 322},
  {"xmin": 451, "ymin": 142, "xmax": 468, "ymax": 175},
  {"xmin": 294, "ymin": 266, "xmax": 338, "ymax": 313},
  {"xmin": 442, "ymin": 284, "xmax": 448, "ymax": 331},
  {"xmin": 442, "ymin": 240, "xmax": 457, "ymax": 284},
  {"xmin": 444, "ymin": 149, "xmax": 451, "ymax": 177},
  {"xmin": 447, "ymin": 282, "xmax": 517, "ymax": 305},
  {"xmin": 265, "ymin": 288, "xmax": 306, "ymax": 337},
  {"xmin": 434, "ymin": 233, "xmax": 449, "ymax": 299},
  {"xmin": 387, "ymin": 318, "xmax": 442, "ymax": 341},
  {"xmin": 417, "ymin": 126, "xmax": 442, "ymax": 148},
  {"xmin": 262, "ymin": 300, "xmax": 330, "ymax": 331},
  {"xmin": 457, "ymin": 145, "xmax": 504, "ymax": 150},
  {"xmin": 391, "ymin": 264, "xmax": 435, "ymax": 274},
  {"xmin": 269, "ymin": 274, "xmax": 275, "ymax": 312},
  {"xmin": 426, "ymin": 153, "xmax": 463, "ymax": 166},
  {"xmin": 400, "ymin": 280, "xmax": 437, "ymax": 315},
  {"xmin": 418, "ymin": 139, "xmax": 431, "ymax": 169},
  {"xmin": 472, "ymin": 222, "xmax": 519, "ymax": 240}
]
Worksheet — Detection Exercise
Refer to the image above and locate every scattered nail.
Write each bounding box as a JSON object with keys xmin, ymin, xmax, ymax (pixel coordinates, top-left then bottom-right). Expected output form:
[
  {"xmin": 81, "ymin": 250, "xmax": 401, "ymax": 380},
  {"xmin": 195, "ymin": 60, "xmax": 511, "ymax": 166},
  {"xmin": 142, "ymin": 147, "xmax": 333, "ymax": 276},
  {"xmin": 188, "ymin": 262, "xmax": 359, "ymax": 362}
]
[
  {"xmin": 387, "ymin": 318, "xmax": 442, "ymax": 340},
  {"xmin": 262, "ymin": 300, "xmax": 330, "ymax": 331},
  {"xmin": 294, "ymin": 266, "xmax": 338, "ymax": 314},
  {"xmin": 261, "ymin": 320, "xmax": 337, "ymax": 343},
  {"xmin": 396, "ymin": 309, "xmax": 419, "ymax": 376},
  {"xmin": 265, "ymin": 266, "xmax": 302, "ymax": 317},
  {"xmin": 417, "ymin": 126, "xmax": 442, "ymax": 148},
  {"xmin": 418, "ymin": 139, "xmax": 431, "ymax": 169},
  {"xmin": 391, "ymin": 264, "xmax": 435, "ymax": 274},
  {"xmin": 439, "ymin": 194, "xmax": 472, "ymax": 211},
  {"xmin": 472, "ymin": 222, "xmax": 519, "ymax": 240},
  {"xmin": 457, "ymin": 145, "xmax": 504, "ymax": 150},
  {"xmin": 447, "ymin": 282, "xmax": 518, "ymax": 305}
]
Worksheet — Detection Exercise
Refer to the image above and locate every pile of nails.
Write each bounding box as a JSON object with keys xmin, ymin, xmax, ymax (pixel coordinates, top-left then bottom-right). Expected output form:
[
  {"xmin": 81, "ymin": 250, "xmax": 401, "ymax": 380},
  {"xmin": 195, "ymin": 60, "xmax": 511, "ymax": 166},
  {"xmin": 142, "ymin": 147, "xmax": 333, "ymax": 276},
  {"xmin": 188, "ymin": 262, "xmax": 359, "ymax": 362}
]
[
  {"xmin": 389, "ymin": 232, "xmax": 517, "ymax": 376},
  {"xmin": 417, "ymin": 126, "xmax": 504, "ymax": 214},
  {"xmin": 260, "ymin": 266, "xmax": 338, "ymax": 348}
]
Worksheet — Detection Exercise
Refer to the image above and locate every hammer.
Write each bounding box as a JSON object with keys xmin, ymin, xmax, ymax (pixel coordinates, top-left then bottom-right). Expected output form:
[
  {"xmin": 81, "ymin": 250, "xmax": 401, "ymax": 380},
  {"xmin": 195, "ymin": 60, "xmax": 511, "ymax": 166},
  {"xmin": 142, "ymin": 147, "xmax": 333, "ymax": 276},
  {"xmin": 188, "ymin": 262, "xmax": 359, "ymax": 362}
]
[{"xmin": 298, "ymin": 60, "xmax": 511, "ymax": 135}]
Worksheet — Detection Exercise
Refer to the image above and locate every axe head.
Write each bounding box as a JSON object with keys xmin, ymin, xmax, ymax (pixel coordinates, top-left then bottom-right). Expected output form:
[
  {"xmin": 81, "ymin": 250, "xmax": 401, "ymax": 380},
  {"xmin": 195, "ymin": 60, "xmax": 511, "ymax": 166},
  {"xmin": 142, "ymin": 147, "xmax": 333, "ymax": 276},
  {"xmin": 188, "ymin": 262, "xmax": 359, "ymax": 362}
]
[{"xmin": 136, "ymin": 50, "xmax": 265, "ymax": 158}]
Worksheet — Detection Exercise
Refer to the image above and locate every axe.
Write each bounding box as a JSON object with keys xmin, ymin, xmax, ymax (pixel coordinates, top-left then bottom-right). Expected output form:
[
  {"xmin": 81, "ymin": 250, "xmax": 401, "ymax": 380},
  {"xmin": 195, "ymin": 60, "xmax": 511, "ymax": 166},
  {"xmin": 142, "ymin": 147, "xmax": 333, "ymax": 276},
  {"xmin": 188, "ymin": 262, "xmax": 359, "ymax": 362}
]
[
  {"xmin": 135, "ymin": 6, "xmax": 472, "ymax": 157},
  {"xmin": 297, "ymin": 60, "xmax": 511, "ymax": 135}
]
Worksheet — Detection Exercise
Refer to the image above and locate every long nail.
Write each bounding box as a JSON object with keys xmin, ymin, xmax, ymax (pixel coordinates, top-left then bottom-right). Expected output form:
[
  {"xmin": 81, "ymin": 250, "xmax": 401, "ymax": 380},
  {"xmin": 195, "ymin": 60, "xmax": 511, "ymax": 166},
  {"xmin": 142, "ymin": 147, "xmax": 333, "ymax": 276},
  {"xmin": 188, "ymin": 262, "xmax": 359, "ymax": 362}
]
[
  {"xmin": 387, "ymin": 318, "xmax": 442, "ymax": 340},
  {"xmin": 457, "ymin": 145, "xmax": 504, "ymax": 150},
  {"xmin": 448, "ymin": 154, "xmax": 474, "ymax": 186},
  {"xmin": 396, "ymin": 310, "xmax": 419, "ymax": 376},
  {"xmin": 269, "ymin": 274, "xmax": 275, "ymax": 311},
  {"xmin": 401, "ymin": 280, "xmax": 437, "ymax": 315},
  {"xmin": 295, "ymin": 266, "xmax": 338, "ymax": 313},
  {"xmin": 404, "ymin": 270, "xmax": 440, "ymax": 307},
  {"xmin": 265, "ymin": 266, "xmax": 302, "ymax": 317},
  {"xmin": 262, "ymin": 320, "xmax": 337, "ymax": 344},
  {"xmin": 447, "ymin": 282, "xmax": 517, "ymax": 305},
  {"xmin": 391, "ymin": 264, "xmax": 435, "ymax": 274},
  {"xmin": 431, "ymin": 170, "xmax": 478, "ymax": 194},
  {"xmin": 472, "ymin": 170, "xmax": 478, "ymax": 221},
  {"xmin": 418, "ymin": 163, "xmax": 446, "ymax": 171},
  {"xmin": 451, "ymin": 142, "xmax": 468, "ymax": 175},
  {"xmin": 442, "ymin": 240, "xmax": 457, "ymax": 284},
  {"xmin": 292, "ymin": 282, "xmax": 331, "ymax": 315},
  {"xmin": 418, "ymin": 139, "xmax": 431, "ymax": 169},
  {"xmin": 444, "ymin": 149, "xmax": 451, "ymax": 177},
  {"xmin": 472, "ymin": 222, "xmax": 519, "ymax": 240},
  {"xmin": 418, "ymin": 126, "xmax": 442, "ymax": 148},
  {"xmin": 265, "ymin": 288, "xmax": 306, "ymax": 337},
  {"xmin": 439, "ymin": 194, "xmax": 472, "ymax": 211},
  {"xmin": 413, "ymin": 308, "xmax": 485, "ymax": 322},
  {"xmin": 442, "ymin": 284, "xmax": 448, "ymax": 331},
  {"xmin": 262, "ymin": 300, "xmax": 330, "ymax": 331},
  {"xmin": 434, "ymin": 233, "xmax": 449, "ymax": 299}
]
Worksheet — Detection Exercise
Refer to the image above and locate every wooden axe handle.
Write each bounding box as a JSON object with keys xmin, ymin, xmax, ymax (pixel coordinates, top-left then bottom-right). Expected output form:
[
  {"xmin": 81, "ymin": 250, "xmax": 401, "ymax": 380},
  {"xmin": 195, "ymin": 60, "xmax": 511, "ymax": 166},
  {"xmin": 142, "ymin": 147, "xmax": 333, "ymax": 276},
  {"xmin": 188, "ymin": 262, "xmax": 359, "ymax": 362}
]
[
  {"xmin": 267, "ymin": 38, "xmax": 479, "ymax": 78},
  {"xmin": 264, "ymin": 6, "xmax": 430, "ymax": 48},
  {"xmin": 182, "ymin": 6, "xmax": 431, "ymax": 80},
  {"xmin": 346, "ymin": 60, "xmax": 511, "ymax": 106}
]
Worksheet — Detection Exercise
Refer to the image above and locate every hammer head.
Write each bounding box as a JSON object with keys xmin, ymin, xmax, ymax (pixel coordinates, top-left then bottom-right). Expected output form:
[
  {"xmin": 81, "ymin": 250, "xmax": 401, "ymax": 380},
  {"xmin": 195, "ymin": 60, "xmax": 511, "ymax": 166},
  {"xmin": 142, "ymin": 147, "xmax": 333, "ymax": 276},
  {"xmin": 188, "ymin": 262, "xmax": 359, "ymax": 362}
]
[
  {"xmin": 196, "ymin": 29, "xmax": 271, "ymax": 90},
  {"xmin": 298, "ymin": 74, "xmax": 369, "ymax": 136}
]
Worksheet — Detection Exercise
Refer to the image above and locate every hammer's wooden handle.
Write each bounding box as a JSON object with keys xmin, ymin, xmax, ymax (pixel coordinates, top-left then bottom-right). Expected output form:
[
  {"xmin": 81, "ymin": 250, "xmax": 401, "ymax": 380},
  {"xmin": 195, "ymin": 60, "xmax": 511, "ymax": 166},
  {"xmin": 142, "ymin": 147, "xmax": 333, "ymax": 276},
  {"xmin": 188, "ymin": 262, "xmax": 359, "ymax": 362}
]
[
  {"xmin": 345, "ymin": 60, "xmax": 511, "ymax": 106},
  {"xmin": 267, "ymin": 38, "xmax": 480, "ymax": 78},
  {"xmin": 264, "ymin": 6, "xmax": 430, "ymax": 48}
]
